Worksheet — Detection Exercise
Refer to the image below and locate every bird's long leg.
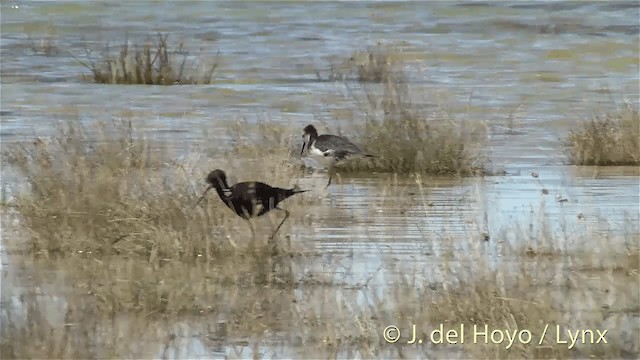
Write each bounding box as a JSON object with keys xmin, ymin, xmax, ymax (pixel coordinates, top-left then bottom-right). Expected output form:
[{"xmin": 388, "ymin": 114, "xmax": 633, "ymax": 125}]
[
  {"xmin": 248, "ymin": 219, "xmax": 255, "ymax": 239},
  {"xmin": 270, "ymin": 207, "xmax": 290, "ymax": 240},
  {"xmin": 246, "ymin": 219, "xmax": 256, "ymax": 251},
  {"xmin": 238, "ymin": 204, "xmax": 257, "ymax": 252},
  {"xmin": 325, "ymin": 161, "xmax": 334, "ymax": 189}
]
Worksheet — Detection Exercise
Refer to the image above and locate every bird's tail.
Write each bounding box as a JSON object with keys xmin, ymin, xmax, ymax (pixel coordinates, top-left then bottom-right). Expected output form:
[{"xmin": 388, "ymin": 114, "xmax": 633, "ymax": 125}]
[
  {"xmin": 290, "ymin": 184, "xmax": 309, "ymax": 194},
  {"xmin": 364, "ymin": 153, "xmax": 378, "ymax": 158}
]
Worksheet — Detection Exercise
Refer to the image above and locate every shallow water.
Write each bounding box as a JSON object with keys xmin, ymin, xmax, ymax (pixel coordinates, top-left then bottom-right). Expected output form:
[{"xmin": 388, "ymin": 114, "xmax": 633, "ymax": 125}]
[{"xmin": 1, "ymin": 1, "xmax": 639, "ymax": 358}]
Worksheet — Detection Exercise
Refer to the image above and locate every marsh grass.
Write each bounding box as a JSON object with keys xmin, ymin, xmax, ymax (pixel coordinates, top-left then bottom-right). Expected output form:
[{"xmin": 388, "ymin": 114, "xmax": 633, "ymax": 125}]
[
  {"xmin": 2, "ymin": 116, "xmax": 638, "ymax": 359},
  {"xmin": 294, "ymin": 223, "xmax": 639, "ymax": 359},
  {"xmin": 226, "ymin": 118, "xmax": 297, "ymax": 160},
  {"xmin": 351, "ymin": 44, "xmax": 396, "ymax": 83},
  {"xmin": 3, "ymin": 172, "xmax": 639, "ymax": 359},
  {"xmin": 271, "ymin": 44, "xmax": 491, "ymax": 180},
  {"xmin": 566, "ymin": 101, "xmax": 640, "ymax": 166},
  {"xmin": 0, "ymin": 276, "xmax": 307, "ymax": 358},
  {"xmin": 318, "ymin": 44, "xmax": 399, "ymax": 84},
  {"xmin": 74, "ymin": 33, "xmax": 219, "ymax": 85},
  {"xmin": 1, "ymin": 118, "xmax": 311, "ymax": 317},
  {"xmin": 289, "ymin": 253, "xmax": 638, "ymax": 359},
  {"xmin": 4, "ymin": 232, "xmax": 637, "ymax": 359},
  {"xmin": 422, "ymin": 258, "xmax": 638, "ymax": 359},
  {"xmin": 312, "ymin": 45, "xmax": 487, "ymax": 177},
  {"xmin": 321, "ymin": 65, "xmax": 486, "ymax": 177},
  {"xmin": 357, "ymin": 78, "xmax": 485, "ymax": 176}
]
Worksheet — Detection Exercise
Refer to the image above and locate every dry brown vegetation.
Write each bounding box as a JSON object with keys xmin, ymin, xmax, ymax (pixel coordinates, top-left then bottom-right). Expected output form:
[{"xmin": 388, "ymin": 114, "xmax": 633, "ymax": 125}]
[
  {"xmin": 350, "ymin": 45, "xmax": 396, "ymax": 83},
  {"xmin": 566, "ymin": 101, "xmax": 640, "ymax": 166},
  {"xmin": 226, "ymin": 118, "xmax": 297, "ymax": 159},
  {"xmin": 348, "ymin": 74, "xmax": 486, "ymax": 176},
  {"xmin": 2, "ymin": 118, "xmax": 638, "ymax": 359},
  {"xmin": 74, "ymin": 33, "xmax": 219, "ymax": 85},
  {"xmin": 319, "ymin": 44, "xmax": 398, "ymax": 84},
  {"xmin": 315, "ymin": 45, "xmax": 487, "ymax": 177},
  {"xmin": 1, "ymin": 118, "xmax": 310, "ymax": 305}
]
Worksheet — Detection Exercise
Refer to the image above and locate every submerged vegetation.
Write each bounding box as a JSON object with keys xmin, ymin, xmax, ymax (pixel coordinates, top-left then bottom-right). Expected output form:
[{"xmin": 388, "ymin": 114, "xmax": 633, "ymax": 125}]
[
  {"xmin": 566, "ymin": 101, "xmax": 640, "ymax": 166},
  {"xmin": 74, "ymin": 33, "xmax": 219, "ymax": 85},
  {"xmin": 28, "ymin": 35, "xmax": 59, "ymax": 57}
]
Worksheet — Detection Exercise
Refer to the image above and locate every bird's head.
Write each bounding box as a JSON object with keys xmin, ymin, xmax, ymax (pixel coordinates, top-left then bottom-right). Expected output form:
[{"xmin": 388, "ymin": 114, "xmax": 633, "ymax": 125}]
[
  {"xmin": 206, "ymin": 169, "xmax": 228, "ymax": 189},
  {"xmin": 301, "ymin": 124, "xmax": 318, "ymax": 156},
  {"xmin": 196, "ymin": 169, "xmax": 230, "ymax": 206}
]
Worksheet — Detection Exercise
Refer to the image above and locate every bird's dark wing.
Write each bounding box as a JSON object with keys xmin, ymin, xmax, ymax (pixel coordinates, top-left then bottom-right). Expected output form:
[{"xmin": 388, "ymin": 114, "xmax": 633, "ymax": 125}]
[
  {"xmin": 333, "ymin": 150, "xmax": 356, "ymax": 161},
  {"xmin": 229, "ymin": 182, "xmax": 280, "ymax": 217},
  {"xmin": 230, "ymin": 181, "xmax": 305, "ymax": 217},
  {"xmin": 226, "ymin": 182, "xmax": 263, "ymax": 218},
  {"xmin": 315, "ymin": 134, "xmax": 365, "ymax": 155}
]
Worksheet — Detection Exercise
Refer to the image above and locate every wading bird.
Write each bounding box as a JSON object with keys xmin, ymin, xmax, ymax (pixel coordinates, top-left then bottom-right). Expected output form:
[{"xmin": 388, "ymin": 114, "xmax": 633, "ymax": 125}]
[
  {"xmin": 301, "ymin": 124, "xmax": 377, "ymax": 188},
  {"xmin": 196, "ymin": 169, "xmax": 307, "ymax": 239}
]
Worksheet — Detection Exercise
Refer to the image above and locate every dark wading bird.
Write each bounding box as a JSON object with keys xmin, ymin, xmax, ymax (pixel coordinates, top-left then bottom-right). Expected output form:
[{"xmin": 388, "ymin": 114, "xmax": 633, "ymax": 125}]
[
  {"xmin": 301, "ymin": 124, "xmax": 377, "ymax": 188},
  {"xmin": 196, "ymin": 169, "xmax": 308, "ymax": 239}
]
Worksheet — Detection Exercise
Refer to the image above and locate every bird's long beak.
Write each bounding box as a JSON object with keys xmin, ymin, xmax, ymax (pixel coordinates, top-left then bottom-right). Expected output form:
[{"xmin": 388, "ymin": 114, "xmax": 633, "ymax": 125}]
[
  {"xmin": 195, "ymin": 185, "xmax": 213, "ymax": 206},
  {"xmin": 300, "ymin": 141, "xmax": 306, "ymax": 157}
]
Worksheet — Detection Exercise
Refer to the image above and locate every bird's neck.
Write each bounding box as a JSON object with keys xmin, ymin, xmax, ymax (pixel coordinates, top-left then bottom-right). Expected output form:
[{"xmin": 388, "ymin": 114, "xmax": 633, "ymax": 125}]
[
  {"xmin": 211, "ymin": 183, "xmax": 231, "ymax": 200},
  {"xmin": 308, "ymin": 132, "xmax": 318, "ymax": 143}
]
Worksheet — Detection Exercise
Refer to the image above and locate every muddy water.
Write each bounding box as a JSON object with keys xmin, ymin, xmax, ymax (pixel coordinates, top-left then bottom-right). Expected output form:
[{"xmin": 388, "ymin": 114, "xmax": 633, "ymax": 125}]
[{"xmin": 1, "ymin": 1, "xmax": 639, "ymax": 358}]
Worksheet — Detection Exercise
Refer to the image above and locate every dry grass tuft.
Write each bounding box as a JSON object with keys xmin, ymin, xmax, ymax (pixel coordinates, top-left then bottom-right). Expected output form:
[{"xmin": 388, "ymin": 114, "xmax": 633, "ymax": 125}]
[
  {"xmin": 321, "ymin": 53, "xmax": 487, "ymax": 177},
  {"xmin": 351, "ymin": 45, "xmax": 396, "ymax": 83},
  {"xmin": 351, "ymin": 78, "xmax": 485, "ymax": 176},
  {"xmin": 314, "ymin": 45, "xmax": 487, "ymax": 177},
  {"xmin": 226, "ymin": 118, "xmax": 297, "ymax": 159},
  {"xmin": 318, "ymin": 44, "xmax": 399, "ymax": 84},
  {"xmin": 73, "ymin": 33, "xmax": 219, "ymax": 85},
  {"xmin": 566, "ymin": 101, "xmax": 639, "ymax": 166}
]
